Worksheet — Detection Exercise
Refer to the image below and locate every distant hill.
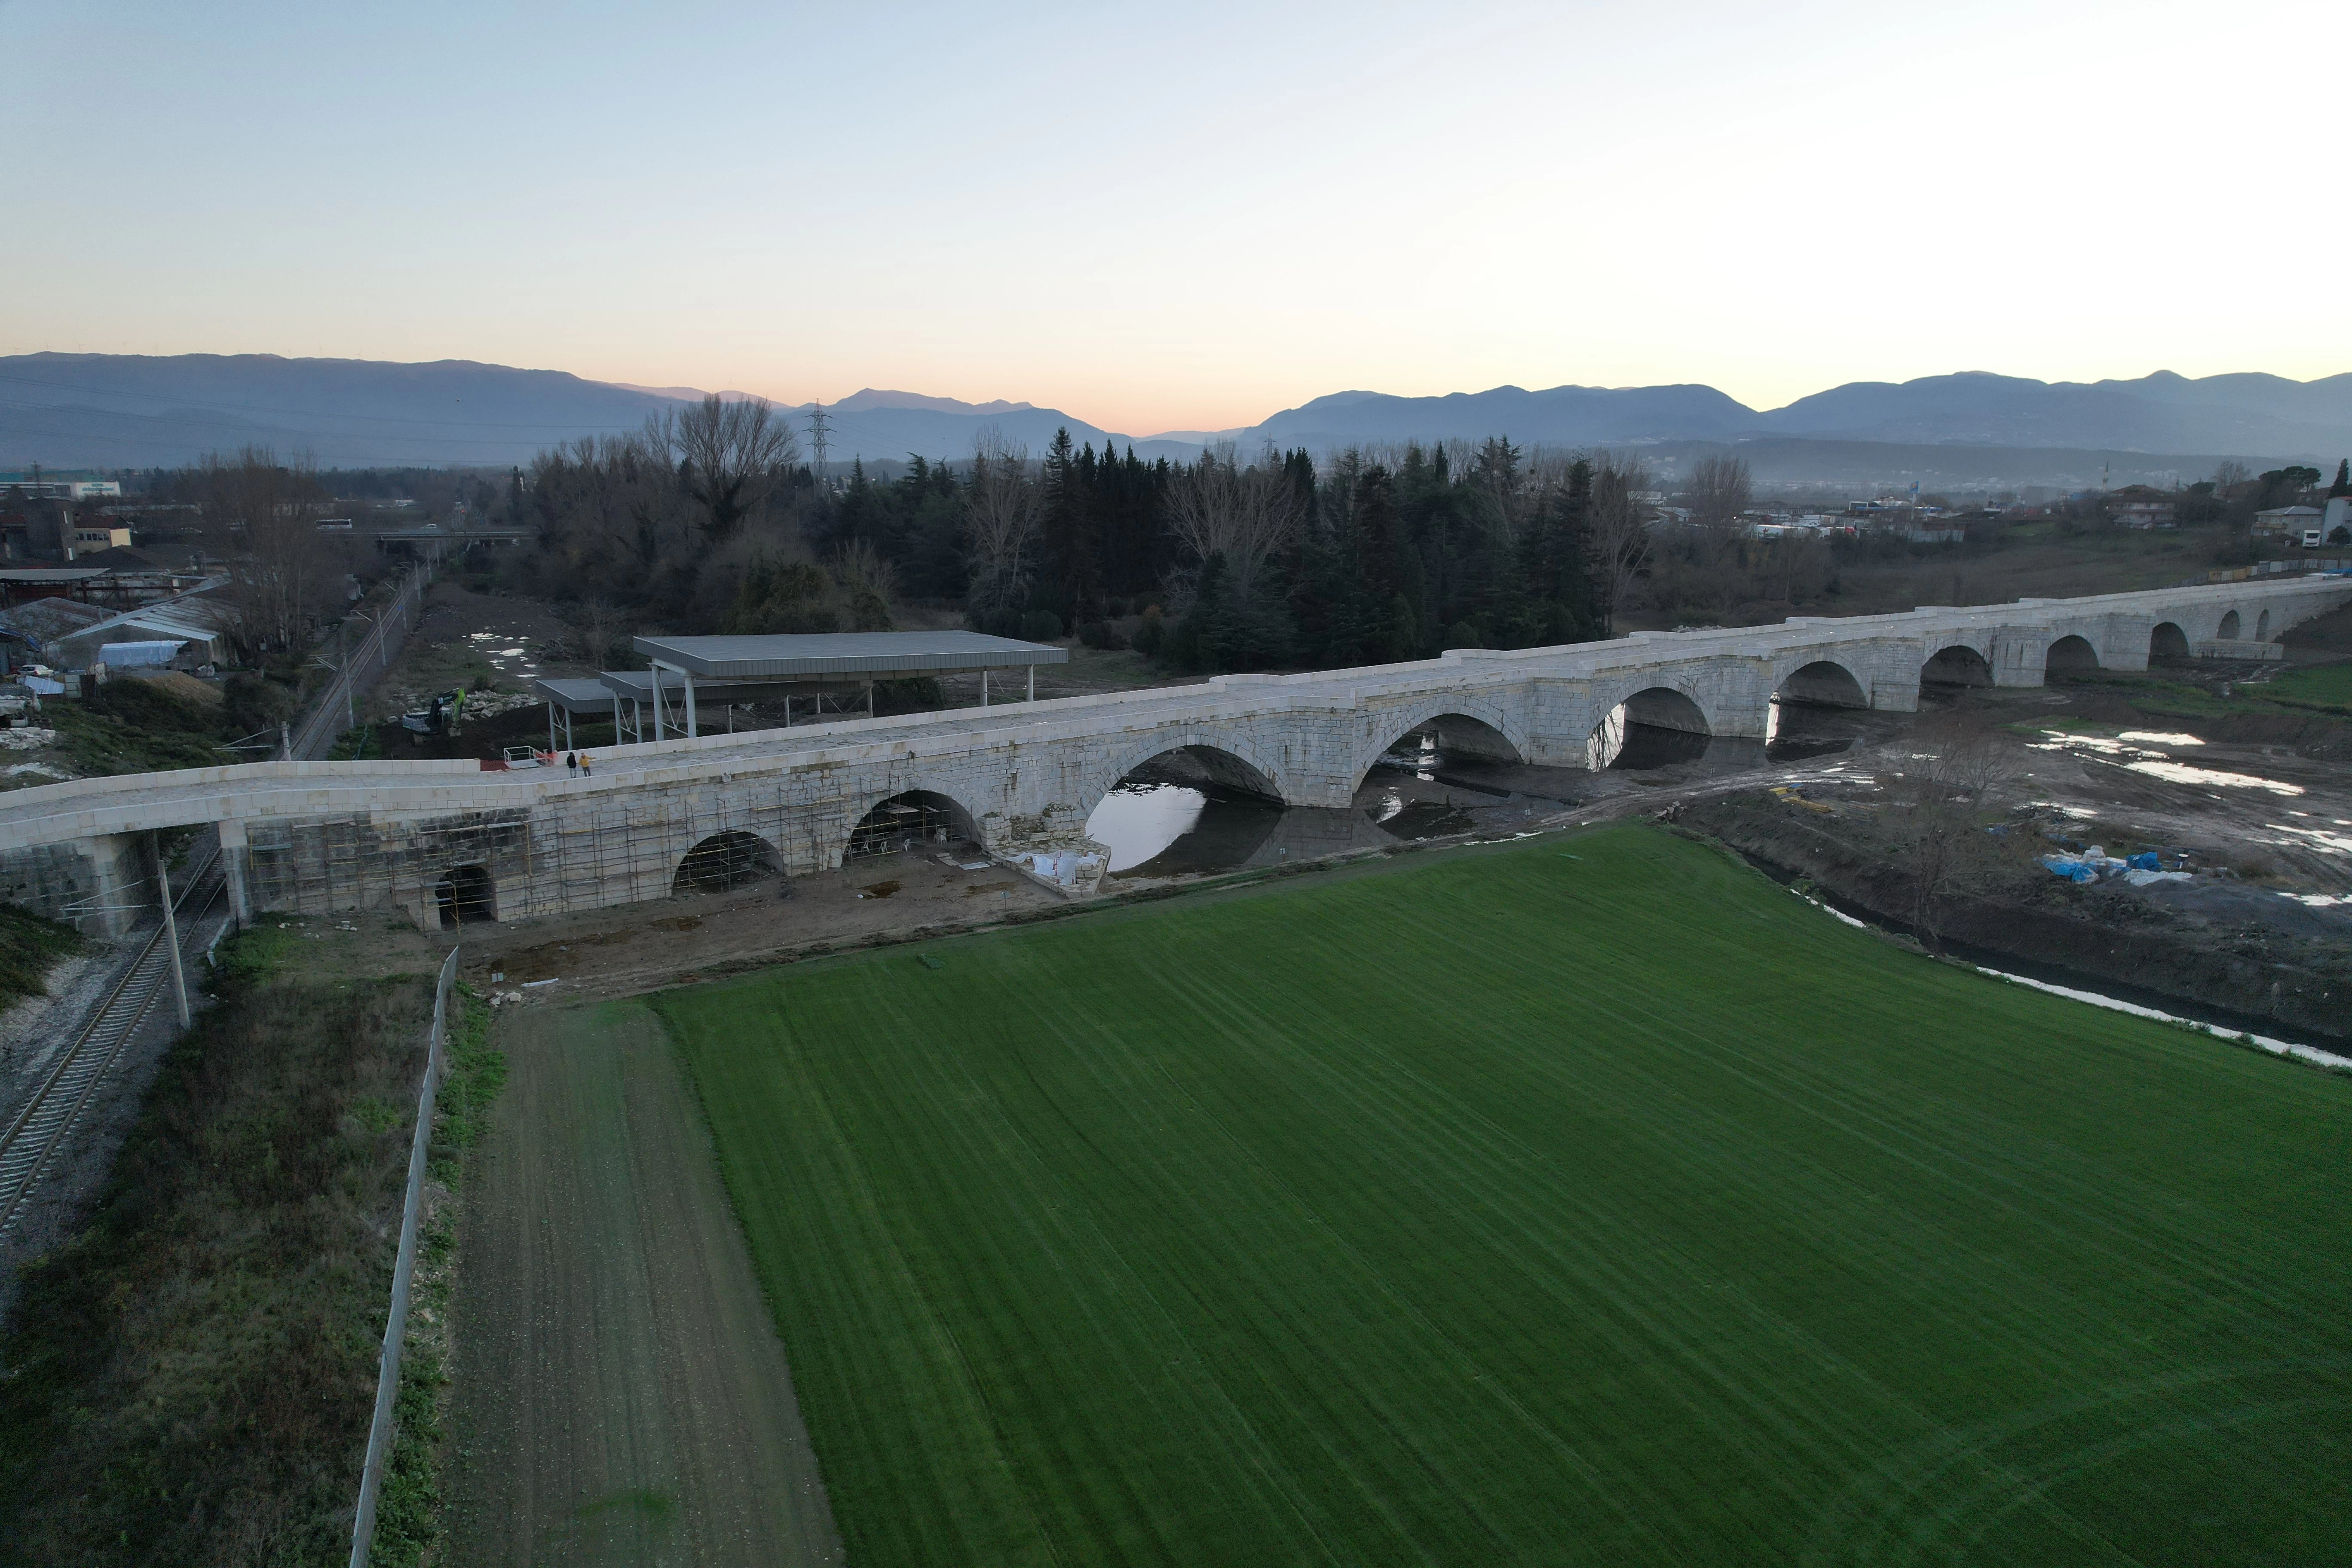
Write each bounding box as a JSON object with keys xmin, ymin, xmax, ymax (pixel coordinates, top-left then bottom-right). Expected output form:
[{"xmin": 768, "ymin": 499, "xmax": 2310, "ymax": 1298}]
[
  {"xmin": 0, "ymin": 353, "xmax": 684, "ymax": 468},
  {"xmin": 1233, "ymin": 371, "xmax": 2351, "ymax": 460},
  {"xmin": 0, "ymin": 354, "xmax": 1157, "ymax": 468},
  {"xmin": 3, "ymin": 352, "xmax": 2344, "ymax": 475},
  {"xmin": 1246, "ymin": 383, "xmax": 1758, "ymax": 449},
  {"xmin": 1757, "ymin": 371, "xmax": 2352, "ymax": 453}
]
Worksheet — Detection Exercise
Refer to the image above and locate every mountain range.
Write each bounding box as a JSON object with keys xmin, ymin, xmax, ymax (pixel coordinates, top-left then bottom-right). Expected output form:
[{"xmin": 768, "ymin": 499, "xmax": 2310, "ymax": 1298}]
[{"xmin": 2, "ymin": 354, "xmax": 2345, "ymax": 478}]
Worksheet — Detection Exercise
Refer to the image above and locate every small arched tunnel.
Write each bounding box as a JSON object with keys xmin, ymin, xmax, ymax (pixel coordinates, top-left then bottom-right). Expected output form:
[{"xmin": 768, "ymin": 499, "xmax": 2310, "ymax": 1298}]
[
  {"xmin": 2044, "ymin": 634, "xmax": 2101, "ymax": 677},
  {"xmin": 2218, "ymin": 609, "xmax": 2242, "ymax": 640},
  {"xmin": 1373, "ymin": 712, "xmax": 1525, "ymax": 774},
  {"xmin": 1587, "ymin": 687, "xmax": 1711, "ymax": 770},
  {"xmin": 1774, "ymin": 660, "xmax": 1869, "ymax": 710},
  {"xmin": 2150, "ymin": 621, "xmax": 2190, "ymax": 661},
  {"xmin": 2256, "ymin": 609, "xmax": 2272, "ymax": 641},
  {"xmin": 849, "ymin": 790, "xmax": 980, "ymax": 859},
  {"xmin": 674, "ymin": 830, "xmax": 783, "ymax": 894},
  {"xmin": 434, "ymin": 864, "xmax": 495, "ymax": 929},
  {"xmin": 1922, "ymin": 643, "xmax": 1994, "ymax": 688}
]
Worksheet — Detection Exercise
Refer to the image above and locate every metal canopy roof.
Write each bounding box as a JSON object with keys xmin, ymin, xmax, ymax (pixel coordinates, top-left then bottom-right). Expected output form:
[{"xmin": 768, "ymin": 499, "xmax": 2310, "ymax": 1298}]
[
  {"xmin": 630, "ymin": 630, "xmax": 1067, "ymax": 680},
  {"xmin": 533, "ymin": 676, "xmax": 622, "ymax": 712},
  {"xmin": 595, "ymin": 670, "xmax": 795, "ymax": 706}
]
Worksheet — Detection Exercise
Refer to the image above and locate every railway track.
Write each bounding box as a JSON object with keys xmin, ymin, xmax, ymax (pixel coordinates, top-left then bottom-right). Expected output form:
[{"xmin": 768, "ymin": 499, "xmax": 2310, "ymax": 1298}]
[{"xmin": 0, "ymin": 843, "xmax": 226, "ymax": 1239}]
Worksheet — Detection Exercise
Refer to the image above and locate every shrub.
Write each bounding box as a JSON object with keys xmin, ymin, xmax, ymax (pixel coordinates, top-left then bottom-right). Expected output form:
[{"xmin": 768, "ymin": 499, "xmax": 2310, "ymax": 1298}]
[{"xmin": 1018, "ymin": 609, "xmax": 1065, "ymax": 643}]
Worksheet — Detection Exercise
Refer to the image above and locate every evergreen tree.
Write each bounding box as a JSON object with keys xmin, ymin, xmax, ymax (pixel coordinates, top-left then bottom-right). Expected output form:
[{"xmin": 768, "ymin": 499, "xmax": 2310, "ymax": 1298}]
[{"xmin": 2331, "ymin": 459, "xmax": 2351, "ymax": 497}]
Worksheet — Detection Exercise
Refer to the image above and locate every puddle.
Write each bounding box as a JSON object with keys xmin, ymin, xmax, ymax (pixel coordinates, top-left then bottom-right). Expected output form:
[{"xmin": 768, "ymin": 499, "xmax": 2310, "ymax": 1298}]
[
  {"xmin": 2030, "ymin": 730, "xmax": 2306, "ymax": 797},
  {"xmin": 2263, "ymin": 824, "xmax": 2352, "ymax": 855}
]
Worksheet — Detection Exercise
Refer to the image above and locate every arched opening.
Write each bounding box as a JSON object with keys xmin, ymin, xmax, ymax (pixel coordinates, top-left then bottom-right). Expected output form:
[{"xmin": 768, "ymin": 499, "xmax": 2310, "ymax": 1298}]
[
  {"xmin": 434, "ymin": 864, "xmax": 495, "ymax": 929},
  {"xmin": 2256, "ymin": 609, "xmax": 2272, "ymax": 641},
  {"xmin": 2044, "ymin": 634, "xmax": 2100, "ymax": 677},
  {"xmin": 2149, "ymin": 622, "xmax": 2190, "ymax": 661},
  {"xmin": 1921, "ymin": 644, "xmax": 1994, "ymax": 688},
  {"xmin": 1773, "ymin": 661, "xmax": 1868, "ymax": 709},
  {"xmin": 1587, "ymin": 687, "xmax": 1710, "ymax": 770},
  {"xmin": 1375, "ymin": 712, "xmax": 1524, "ymax": 769},
  {"xmin": 674, "ymin": 830, "xmax": 782, "ymax": 894},
  {"xmin": 1087, "ymin": 746, "xmax": 1283, "ymax": 874},
  {"xmin": 850, "ymin": 790, "xmax": 979, "ymax": 858},
  {"xmin": 2218, "ymin": 610, "xmax": 2241, "ymax": 640},
  {"xmin": 1767, "ymin": 661, "xmax": 1870, "ymax": 760}
]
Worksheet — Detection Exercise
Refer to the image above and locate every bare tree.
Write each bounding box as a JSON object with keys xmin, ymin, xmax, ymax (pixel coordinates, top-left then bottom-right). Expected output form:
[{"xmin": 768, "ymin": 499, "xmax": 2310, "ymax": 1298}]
[
  {"xmin": 564, "ymin": 596, "xmax": 631, "ymax": 667},
  {"xmin": 1163, "ymin": 443, "xmax": 1305, "ymax": 595},
  {"xmin": 1884, "ymin": 721, "xmax": 2021, "ymax": 952},
  {"xmin": 965, "ymin": 430, "xmax": 1041, "ymax": 612},
  {"xmin": 646, "ymin": 395, "xmax": 798, "ymax": 542},
  {"xmin": 1687, "ymin": 453, "xmax": 1753, "ymax": 531},
  {"xmin": 199, "ymin": 446, "xmax": 334, "ymax": 658},
  {"xmin": 1586, "ymin": 453, "xmax": 1654, "ymax": 637}
]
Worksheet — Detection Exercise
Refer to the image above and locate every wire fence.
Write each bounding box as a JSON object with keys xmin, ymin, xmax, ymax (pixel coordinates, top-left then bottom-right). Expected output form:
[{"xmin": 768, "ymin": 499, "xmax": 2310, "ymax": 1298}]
[
  {"xmin": 288, "ymin": 561, "xmax": 435, "ymax": 762},
  {"xmin": 347, "ymin": 945, "xmax": 459, "ymax": 1568}
]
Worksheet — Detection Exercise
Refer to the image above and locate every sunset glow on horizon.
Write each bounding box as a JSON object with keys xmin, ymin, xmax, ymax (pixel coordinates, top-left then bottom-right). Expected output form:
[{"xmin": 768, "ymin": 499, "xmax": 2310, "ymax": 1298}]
[{"xmin": 7, "ymin": 0, "xmax": 2347, "ymax": 437}]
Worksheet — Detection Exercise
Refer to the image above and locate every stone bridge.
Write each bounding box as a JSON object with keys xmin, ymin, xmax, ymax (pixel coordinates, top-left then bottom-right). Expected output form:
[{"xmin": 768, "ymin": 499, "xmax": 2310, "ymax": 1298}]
[{"xmin": 4, "ymin": 576, "xmax": 2345, "ymax": 934}]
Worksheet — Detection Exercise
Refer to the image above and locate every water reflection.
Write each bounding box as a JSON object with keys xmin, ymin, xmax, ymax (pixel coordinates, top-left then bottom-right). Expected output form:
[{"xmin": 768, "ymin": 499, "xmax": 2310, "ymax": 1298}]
[
  {"xmin": 1586, "ymin": 704, "xmax": 1711, "ymax": 770},
  {"xmin": 1088, "ymin": 708, "xmax": 1877, "ymax": 882}
]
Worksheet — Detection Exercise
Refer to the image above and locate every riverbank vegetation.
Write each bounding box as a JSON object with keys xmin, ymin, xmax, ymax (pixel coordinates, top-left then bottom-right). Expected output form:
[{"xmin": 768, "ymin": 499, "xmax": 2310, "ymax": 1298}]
[
  {"xmin": 656, "ymin": 824, "xmax": 2352, "ymax": 1565},
  {"xmin": 0, "ymin": 937, "xmax": 434, "ymax": 1566}
]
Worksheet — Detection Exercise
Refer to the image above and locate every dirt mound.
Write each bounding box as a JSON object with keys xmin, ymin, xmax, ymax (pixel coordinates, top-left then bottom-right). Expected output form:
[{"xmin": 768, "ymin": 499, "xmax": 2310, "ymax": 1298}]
[{"xmin": 121, "ymin": 669, "xmax": 224, "ymax": 707}]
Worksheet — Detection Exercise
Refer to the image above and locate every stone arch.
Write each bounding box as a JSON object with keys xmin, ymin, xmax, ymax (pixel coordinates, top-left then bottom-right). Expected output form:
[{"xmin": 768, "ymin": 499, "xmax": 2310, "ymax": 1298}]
[
  {"xmin": 846, "ymin": 786, "xmax": 981, "ymax": 860},
  {"xmin": 433, "ymin": 864, "xmax": 495, "ymax": 928},
  {"xmin": 1772, "ymin": 658, "xmax": 1869, "ymax": 709},
  {"xmin": 2217, "ymin": 609, "xmax": 2241, "ymax": 640},
  {"xmin": 2149, "ymin": 621, "xmax": 2190, "ymax": 660},
  {"xmin": 673, "ymin": 830, "xmax": 783, "ymax": 894},
  {"xmin": 1354, "ymin": 697, "xmax": 1530, "ymax": 787},
  {"xmin": 1587, "ymin": 686, "xmax": 1711, "ymax": 770},
  {"xmin": 2044, "ymin": 634, "xmax": 2100, "ymax": 676},
  {"xmin": 1921, "ymin": 643, "xmax": 1995, "ymax": 688},
  {"xmin": 2256, "ymin": 608, "xmax": 2272, "ymax": 641},
  {"xmin": 1081, "ymin": 727, "xmax": 1292, "ymax": 817}
]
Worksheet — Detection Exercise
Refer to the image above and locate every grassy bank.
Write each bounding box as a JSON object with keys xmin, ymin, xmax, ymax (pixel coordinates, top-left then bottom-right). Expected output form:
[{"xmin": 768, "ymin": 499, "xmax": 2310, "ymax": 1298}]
[
  {"xmin": 659, "ymin": 824, "xmax": 2352, "ymax": 1567},
  {"xmin": 0, "ymin": 936, "xmax": 434, "ymax": 1566},
  {"xmin": 0, "ymin": 904, "xmax": 81, "ymax": 1011}
]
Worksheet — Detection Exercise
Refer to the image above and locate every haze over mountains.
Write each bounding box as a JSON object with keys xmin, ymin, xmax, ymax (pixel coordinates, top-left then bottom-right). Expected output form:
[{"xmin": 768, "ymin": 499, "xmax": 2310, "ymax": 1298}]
[{"xmin": 3, "ymin": 353, "xmax": 2345, "ymax": 483}]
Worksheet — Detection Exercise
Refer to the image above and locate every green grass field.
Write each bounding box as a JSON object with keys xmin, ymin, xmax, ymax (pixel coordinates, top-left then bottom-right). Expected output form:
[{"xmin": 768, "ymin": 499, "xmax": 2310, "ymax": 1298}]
[
  {"xmin": 656, "ymin": 827, "xmax": 2352, "ymax": 1567},
  {"xmin": 2267, "ymin": 660, "xmax": 2352, "ymax": 714}
]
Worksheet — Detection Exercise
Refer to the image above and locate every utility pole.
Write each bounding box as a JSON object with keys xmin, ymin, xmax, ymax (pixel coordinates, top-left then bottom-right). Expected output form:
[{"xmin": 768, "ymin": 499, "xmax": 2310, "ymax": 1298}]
[{"xmin": 153, "ymin": 833, "xmax": 190, "ymax": 1029}]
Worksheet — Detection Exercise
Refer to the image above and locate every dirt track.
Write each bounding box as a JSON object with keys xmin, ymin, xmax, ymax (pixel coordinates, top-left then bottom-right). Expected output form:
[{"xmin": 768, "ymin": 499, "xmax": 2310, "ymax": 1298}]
[{"xmin": 444, "ymin": 1003, "xmax": 841, "ymax": 1566}]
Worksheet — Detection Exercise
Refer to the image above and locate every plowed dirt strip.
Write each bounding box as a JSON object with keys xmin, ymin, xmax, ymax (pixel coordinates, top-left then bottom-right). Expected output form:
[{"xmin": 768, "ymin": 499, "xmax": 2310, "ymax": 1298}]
[{"xmin": 444, "ymin": 1002, "xmax": 841, "ymax": 1567}]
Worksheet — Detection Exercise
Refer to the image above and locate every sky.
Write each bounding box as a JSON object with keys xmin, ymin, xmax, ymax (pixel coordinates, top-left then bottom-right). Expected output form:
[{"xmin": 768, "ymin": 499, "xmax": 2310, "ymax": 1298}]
[{"xmin": 5, "ymin": 0, "xmax": 2346, "ymax": 437}]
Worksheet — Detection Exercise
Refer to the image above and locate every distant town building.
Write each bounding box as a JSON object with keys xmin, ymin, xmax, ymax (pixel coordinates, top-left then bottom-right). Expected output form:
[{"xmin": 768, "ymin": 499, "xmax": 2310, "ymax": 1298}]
[
  {"xmin": 0, "ymin": 469, "xmax": 122, "ymax": 501},
  {"xmin": 2107, "ymin": 486, "xmax": 2176, "ymax": 528},
  {"xmin": 71, "ymin": 522, "xmax": 134, "ymax": 552},
  {"xmin": 2252, "ymin": 505, "xmax": 2322, "ymax": 538}
]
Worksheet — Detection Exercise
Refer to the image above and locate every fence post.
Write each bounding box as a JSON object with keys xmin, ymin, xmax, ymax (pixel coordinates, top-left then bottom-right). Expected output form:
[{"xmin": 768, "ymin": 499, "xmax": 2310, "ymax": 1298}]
[{"xmin": 348, "ymin": 946, "xmax": 459, "ymax": 1568}]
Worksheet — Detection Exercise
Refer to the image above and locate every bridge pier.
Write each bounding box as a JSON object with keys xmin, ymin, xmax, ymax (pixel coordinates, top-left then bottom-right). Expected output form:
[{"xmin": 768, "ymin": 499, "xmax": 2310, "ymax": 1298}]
[
  {"xmin": 219, "ymin": 818, "xmax": 254, "ymax": 928},
  {"xmin": 0, "ymin": 832, "xmax": 147, "ymax": 937}
]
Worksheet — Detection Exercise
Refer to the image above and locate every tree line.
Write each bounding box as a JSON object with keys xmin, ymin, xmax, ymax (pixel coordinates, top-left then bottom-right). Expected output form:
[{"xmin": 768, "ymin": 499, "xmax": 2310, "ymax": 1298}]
[{"xmin": 471, "ymin": 394, "xmax": 1677, "ymax": 675}]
